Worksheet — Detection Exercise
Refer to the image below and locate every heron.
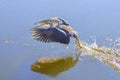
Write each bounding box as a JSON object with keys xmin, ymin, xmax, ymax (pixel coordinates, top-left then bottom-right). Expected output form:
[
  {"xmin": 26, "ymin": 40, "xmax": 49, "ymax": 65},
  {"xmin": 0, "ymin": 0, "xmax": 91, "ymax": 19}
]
[{"xmin": 30, "ymin": 17, "xmax": 83, "ymax": 48}]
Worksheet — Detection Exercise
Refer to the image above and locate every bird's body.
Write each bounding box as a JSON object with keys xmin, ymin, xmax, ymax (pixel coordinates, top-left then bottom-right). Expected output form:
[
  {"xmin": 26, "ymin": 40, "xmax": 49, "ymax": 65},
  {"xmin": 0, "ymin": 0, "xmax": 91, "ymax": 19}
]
[{"xmin": 30, "ymin": 17, "xmax": 81, "ymax": 47}]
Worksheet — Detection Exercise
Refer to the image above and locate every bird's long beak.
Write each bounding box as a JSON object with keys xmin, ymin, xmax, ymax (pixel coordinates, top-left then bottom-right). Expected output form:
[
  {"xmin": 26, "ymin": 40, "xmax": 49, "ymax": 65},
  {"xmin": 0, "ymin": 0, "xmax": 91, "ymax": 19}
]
[{"xmin": 75, "ymin": 36, "xmax": 84, "ymax": 48}]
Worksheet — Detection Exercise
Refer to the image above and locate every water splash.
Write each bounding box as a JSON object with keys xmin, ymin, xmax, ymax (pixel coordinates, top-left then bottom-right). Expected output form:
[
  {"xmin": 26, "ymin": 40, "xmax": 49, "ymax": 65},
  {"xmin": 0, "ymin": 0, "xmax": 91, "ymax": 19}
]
[
  {"xmin": 76, "ymin": 38, "xmax": 120, "ymax": 73},
  {"xmin": 114, "ymin": 37, "xmax": 120, "ymax": 48},
  {"xmin": 105, "ymin": 37, "xmax": 120, "ymax": 48}
]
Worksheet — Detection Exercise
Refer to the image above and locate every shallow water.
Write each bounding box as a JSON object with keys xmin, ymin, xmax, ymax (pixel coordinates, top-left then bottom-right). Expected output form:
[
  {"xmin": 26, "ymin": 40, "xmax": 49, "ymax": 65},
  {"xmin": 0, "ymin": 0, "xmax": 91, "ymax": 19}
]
[{"xmin": 0, "ymin": 0, "xmax": 120, "ymax": 80}]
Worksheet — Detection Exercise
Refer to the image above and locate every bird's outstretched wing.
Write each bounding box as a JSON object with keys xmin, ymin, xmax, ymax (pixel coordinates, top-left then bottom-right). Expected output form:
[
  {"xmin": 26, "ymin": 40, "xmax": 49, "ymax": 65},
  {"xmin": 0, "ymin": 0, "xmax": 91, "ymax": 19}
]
[
  {"xmin": 34, "ymin": 19, "xmax": 59, "ymax": 27},
  {"xmin": 30, "ymin": 28, "xmax": 70, "ymax": 44}
]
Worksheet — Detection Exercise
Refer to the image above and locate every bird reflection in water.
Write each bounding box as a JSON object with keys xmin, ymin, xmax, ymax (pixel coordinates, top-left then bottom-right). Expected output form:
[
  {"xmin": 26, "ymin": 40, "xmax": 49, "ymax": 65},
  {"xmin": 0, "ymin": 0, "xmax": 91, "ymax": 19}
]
[{"xmin": 31, "ymin": 53, "xmax": 80, "ymax": 77}]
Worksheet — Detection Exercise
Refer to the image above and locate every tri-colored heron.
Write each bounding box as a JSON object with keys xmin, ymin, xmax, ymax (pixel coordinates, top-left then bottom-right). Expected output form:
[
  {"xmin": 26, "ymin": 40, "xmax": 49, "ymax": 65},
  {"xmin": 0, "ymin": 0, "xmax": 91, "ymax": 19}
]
[{"xmin": 30, "ymin": 17, "xmax": 82, "ymax": 48}]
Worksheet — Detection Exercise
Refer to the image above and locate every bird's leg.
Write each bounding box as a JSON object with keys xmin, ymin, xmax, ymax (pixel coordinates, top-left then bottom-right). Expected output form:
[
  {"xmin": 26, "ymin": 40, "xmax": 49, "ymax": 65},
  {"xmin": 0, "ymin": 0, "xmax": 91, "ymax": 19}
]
[{"xmin": 75, "ymin": 36, "xmax": 85, "ymax": 48}]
